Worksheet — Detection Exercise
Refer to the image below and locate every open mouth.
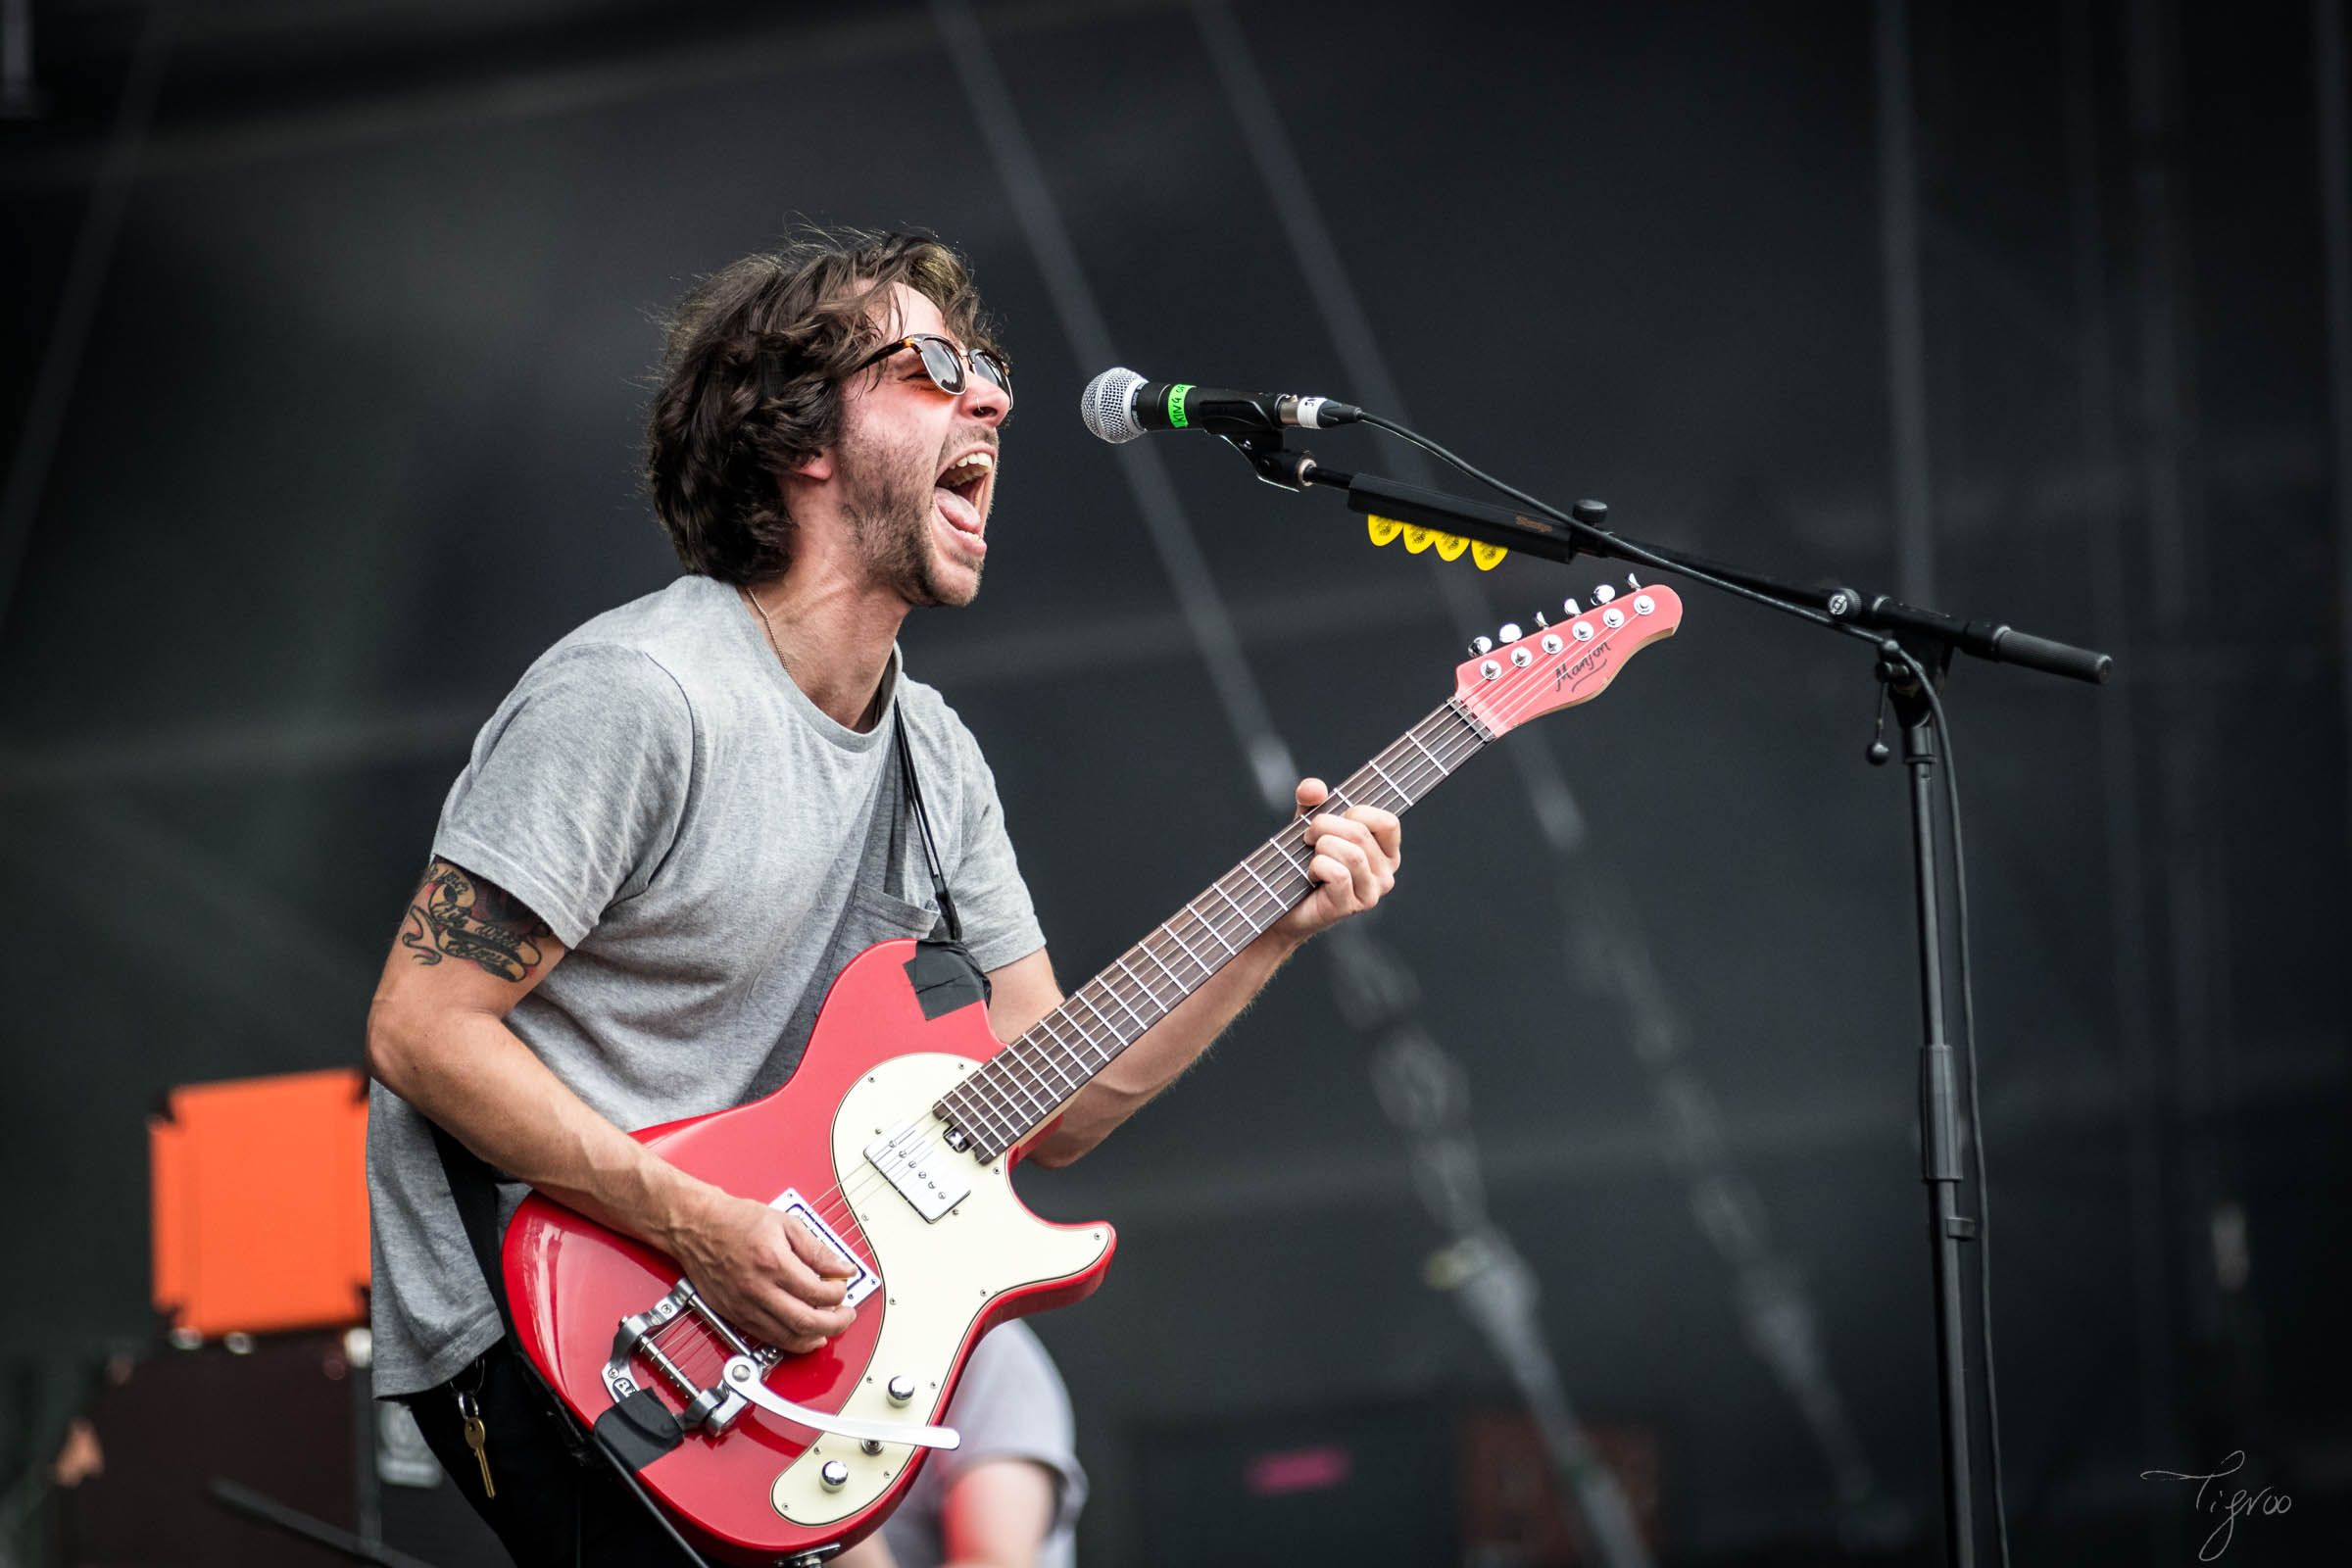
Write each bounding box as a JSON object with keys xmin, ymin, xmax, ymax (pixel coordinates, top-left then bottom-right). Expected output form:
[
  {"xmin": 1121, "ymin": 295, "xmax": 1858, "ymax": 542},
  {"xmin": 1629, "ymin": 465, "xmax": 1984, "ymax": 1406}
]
[{"xmin": 932, "ymin": 449, "xmax": 995, "ymax": 550}]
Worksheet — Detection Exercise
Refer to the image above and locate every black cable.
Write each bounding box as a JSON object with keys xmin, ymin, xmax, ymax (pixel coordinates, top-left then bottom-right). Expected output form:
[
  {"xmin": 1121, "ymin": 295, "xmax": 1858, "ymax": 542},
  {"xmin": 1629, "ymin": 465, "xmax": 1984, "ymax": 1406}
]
[
  {"xmin": 1898, "ymin": 653, "xmax": 2015, "ymax": 1568},
  {"xmin": 1352, "ymin": 412, "xmax": 1883, "ymax": 648}
]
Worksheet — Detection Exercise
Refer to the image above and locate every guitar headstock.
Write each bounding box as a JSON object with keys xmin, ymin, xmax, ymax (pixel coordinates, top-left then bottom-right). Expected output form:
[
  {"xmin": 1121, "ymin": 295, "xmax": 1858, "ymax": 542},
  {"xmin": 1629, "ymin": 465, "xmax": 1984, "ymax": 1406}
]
[{"xmin": 1452, "ymin": 578, "xmax": 1684, "ymax": 737}]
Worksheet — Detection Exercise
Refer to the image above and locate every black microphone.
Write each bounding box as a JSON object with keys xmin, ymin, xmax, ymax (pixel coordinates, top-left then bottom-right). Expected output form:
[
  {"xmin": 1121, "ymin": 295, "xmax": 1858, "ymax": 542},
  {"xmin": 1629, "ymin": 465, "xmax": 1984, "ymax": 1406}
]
[{"xmin": 1079, "ymin": 367, "xmax": 1363, "ymax": 444}]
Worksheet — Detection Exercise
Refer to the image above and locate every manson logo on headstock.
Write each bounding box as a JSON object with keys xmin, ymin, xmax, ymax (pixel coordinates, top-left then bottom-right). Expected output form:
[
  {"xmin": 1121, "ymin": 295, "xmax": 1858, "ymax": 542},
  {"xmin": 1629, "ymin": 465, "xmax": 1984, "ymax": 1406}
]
[{"xmin": 1554, "ymin": 643, "xmax": 1611, "ymax": 693}]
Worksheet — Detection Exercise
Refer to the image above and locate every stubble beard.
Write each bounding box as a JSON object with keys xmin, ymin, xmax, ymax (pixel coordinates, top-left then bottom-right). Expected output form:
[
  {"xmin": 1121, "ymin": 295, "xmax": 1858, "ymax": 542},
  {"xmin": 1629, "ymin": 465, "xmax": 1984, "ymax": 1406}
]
[{"xmin": 839, "ymin": 422, "xmax": 981, "ymax": 610}]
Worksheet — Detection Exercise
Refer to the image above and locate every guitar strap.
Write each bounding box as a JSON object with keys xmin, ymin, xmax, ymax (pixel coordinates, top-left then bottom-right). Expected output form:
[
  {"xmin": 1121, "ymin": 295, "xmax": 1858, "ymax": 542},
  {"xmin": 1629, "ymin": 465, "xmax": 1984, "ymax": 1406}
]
[
  {"xmin": 421, "ymin": 696, "xmax": 980, "ymax": 1567},
  {"xmin": 893, "ymin": 701, "xmax": 961, "ymax": 944}
]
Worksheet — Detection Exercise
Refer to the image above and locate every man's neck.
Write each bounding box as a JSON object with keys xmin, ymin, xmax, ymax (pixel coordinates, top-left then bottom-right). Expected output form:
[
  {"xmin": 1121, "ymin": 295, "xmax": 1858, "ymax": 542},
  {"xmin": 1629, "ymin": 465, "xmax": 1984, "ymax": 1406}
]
[{"xmin": 742, "ymin": 566, "xmax": 908, "ymax": 732}]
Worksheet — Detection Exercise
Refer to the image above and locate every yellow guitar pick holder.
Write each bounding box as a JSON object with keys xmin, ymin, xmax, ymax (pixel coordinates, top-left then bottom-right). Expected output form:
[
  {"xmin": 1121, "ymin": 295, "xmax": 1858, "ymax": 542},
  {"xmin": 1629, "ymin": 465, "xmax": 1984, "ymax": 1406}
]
[{"xmin": 1364, "ymin": 514, "xmax": 1508, "ymax": 569}]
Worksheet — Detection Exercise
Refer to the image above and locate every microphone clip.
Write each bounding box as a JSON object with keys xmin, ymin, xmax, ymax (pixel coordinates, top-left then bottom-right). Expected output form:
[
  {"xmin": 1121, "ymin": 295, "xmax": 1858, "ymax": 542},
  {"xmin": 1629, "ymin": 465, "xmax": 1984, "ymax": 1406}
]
[{"xmin": 1217, "ymin": 430, "xmax": 1321, "ymax": 492}]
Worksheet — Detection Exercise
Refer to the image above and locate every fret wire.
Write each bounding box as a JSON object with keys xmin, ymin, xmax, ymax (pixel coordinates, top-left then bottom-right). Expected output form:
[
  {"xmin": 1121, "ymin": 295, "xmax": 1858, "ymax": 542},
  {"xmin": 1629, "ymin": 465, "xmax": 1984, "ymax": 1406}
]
[
  {"xmin": 1035, "ymin": 1009, "xmax": 1100, "ymax": 1075},
  {"xmin": 1392, "ymin": 725, "xmax": 1450, "ymax": 783},
  {"xmin": 1215, "ymin": 875, "xmax": 1276, "ymax": 934},
  {"xmin": 1247, "ymin": 840, "xmax": 1310, "ymax": 891},
  {"xmin": 969, "ymin": 703, "xmax": 1495, "ymax": 1153},
  {"xmin": 1095, "ymin": 972, "xmax": 1154, "ymax": 1032},
  {"xmin": 990, "ymin": 1037, "xmax": 1052, "ymax": 1101},
  {"xmin": 1220, "ymin": 874, "xmax": 1278, "ymax": 929},
  {"xmin": 1111, "ymin": 954, "xmax": 1171, "ymax": 1014},
  {"xmin": 1162, "ymin": 918, "xmax": 1211, "ymax": 971},
  {"xmin": 1186, "ymin": 902, "xmax": 1241, "ymax": 956},
  {"xmin": 1238, "ymin": 858, "xmax": 1284, "ymax": 904},
  {"xmin": 959, "ymin": 1090, "xmax": 1018, "ymax": 1151},
  {"xmin": 1071, "ymin": 988, "xmax": 1125, "ymax": 1043},
  {"xmin": 1209, "ymin": 881, "xmax": 1254, "ymax": 932},
  {"xmin": 1012, "ymin": 1033, "xmax": 1080, "ymax": 1101},
  {"xmin": 1106, "ymin": 952, "xmax": 1167, "ymax": 1009},
  {"xmin": 1137, "ymin": 934, "xmax": 1189, "ymax": 991},
  {"xmin": 1371, "ymin": 753, "xmax": 1418, "ymax": 799},
  {"xmin": 983, "ymin": 1057, "xmax": 1051, "ymax": 1125}
]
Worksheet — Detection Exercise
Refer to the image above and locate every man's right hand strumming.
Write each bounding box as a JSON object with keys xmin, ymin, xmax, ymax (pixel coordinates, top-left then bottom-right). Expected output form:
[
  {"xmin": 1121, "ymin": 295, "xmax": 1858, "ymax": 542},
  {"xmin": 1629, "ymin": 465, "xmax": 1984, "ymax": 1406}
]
[
  {"xmin": 368, "ymin": 858, "xmax": 861, "ymax": 1357},
  {"xmin": 658, "ymin": 1188, "xmax": 859, "ymax": 1353}
]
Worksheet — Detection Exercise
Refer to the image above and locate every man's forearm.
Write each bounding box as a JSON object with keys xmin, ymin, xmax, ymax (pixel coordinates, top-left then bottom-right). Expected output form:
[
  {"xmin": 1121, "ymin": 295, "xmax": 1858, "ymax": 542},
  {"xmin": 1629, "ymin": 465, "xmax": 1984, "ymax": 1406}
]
[
  {"xmin": 1022, "ymin": 927, "xmax": 1302, "ymax": 1166},
  {"xmin": 367, "ymin": 1004, "xmax": 718, "ymax": 1255}
]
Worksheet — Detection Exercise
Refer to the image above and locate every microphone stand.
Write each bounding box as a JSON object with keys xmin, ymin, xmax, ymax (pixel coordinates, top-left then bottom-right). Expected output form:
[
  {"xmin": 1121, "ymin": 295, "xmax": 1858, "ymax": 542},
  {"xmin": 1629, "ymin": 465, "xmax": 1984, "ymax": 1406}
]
[{"xmin": 1218, "ymin": 430, "xmax": 2110, "ymax": 1568}]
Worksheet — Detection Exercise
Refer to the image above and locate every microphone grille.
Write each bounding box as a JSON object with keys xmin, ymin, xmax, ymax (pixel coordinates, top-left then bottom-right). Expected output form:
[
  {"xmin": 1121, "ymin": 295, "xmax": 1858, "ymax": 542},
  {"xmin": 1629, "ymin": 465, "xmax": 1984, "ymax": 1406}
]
[{"xmin": 1080, "ymin": 367, "xmax": 1148, "ymax": 444}]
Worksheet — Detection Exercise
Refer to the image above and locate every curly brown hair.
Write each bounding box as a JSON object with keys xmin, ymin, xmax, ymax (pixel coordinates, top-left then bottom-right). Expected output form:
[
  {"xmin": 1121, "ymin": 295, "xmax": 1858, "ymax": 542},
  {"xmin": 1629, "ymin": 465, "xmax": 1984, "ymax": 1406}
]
[{"xmin": 643, "ymin": 228, "xmax": 1004, "ymax": 584}]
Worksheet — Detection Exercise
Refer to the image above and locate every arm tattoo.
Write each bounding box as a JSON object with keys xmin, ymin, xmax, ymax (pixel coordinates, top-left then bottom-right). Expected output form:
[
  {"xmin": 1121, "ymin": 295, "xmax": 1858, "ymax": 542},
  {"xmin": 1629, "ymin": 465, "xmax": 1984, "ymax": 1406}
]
[{"xmin": 400, "ymin": 860, "xmax": 553, "ymax": 981}]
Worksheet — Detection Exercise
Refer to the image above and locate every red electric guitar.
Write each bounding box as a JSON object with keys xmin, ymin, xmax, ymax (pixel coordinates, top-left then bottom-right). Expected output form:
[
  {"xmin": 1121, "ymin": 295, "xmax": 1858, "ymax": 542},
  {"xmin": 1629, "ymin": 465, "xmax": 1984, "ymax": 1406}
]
[{"xmin": 502, "ymin": 581, "xmax": 1685, "ymax": 1564}]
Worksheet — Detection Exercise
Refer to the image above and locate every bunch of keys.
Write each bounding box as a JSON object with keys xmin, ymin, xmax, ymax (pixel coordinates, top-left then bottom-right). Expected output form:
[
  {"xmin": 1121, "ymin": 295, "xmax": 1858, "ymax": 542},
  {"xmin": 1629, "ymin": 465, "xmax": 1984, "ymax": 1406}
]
[{"xmin": 457, "ymin": 1388, "xmax": 495, "ymax": 1498}]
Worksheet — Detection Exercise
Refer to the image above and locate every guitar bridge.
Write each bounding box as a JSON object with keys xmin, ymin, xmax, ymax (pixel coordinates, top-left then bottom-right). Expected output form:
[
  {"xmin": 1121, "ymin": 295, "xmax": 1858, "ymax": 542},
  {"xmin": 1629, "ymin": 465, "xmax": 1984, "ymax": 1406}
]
[{"xmin": 601, "ymin": 1187, "xmax": 878, "ymax": 1435}]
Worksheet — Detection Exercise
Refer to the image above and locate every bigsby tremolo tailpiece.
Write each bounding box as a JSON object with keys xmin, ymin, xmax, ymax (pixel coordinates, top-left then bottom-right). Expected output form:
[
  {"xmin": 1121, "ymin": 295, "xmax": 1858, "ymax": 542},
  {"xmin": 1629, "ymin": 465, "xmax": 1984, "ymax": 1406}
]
[{"xmin": 599, "ymin": 1188, "xmax": 959, "ymax": 1452}]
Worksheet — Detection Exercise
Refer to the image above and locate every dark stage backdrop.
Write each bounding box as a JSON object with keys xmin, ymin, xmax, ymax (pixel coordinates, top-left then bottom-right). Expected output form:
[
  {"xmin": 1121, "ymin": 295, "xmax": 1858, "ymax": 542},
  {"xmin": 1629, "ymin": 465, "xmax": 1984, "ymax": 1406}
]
[{"xmin": 1, "ymin": 3, "xmax": 2346, "ymax": 1563}]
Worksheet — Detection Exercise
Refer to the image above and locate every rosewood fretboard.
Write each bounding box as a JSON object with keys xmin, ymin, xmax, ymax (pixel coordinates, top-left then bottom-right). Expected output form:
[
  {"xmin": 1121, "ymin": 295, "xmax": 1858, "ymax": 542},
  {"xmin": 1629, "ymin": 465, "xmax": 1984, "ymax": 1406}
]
[{"xmin": 934, "ymin": 696, "xmax": 1494, "ymax": 1159}]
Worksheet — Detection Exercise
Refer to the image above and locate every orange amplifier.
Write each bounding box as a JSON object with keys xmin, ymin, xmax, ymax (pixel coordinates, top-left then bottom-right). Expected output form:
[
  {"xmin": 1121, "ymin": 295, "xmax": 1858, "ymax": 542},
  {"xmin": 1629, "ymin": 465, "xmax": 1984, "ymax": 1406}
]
[{"xmin": 149, "ymin": 1067, "xmax": 371, "ymax": 1339}]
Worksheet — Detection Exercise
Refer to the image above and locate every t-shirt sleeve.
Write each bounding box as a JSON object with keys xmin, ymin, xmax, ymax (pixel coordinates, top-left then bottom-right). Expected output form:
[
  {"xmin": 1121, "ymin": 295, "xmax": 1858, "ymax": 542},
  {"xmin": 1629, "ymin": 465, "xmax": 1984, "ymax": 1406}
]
[
  {"xmin": 945, "ymin": 724, "xmax": 1047, "ymax": 973},
  {"xmin": 935, "ymin": 1322, "xmax": 1087, "ymax": 1535},
  {"xmin": 432, "ymin": 644, "xmax": 694, "ymax": 950}
]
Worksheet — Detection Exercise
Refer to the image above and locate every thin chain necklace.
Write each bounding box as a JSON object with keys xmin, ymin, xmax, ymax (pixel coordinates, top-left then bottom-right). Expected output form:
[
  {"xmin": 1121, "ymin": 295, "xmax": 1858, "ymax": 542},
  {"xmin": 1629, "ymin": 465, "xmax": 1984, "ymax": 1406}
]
[
  {"xmin": 741, "ymin": 582, "xmax": 892, "ymax": 729},
  {"xmin": 741, "ymin": 582, "xmax": 789, "ymax": 664}
]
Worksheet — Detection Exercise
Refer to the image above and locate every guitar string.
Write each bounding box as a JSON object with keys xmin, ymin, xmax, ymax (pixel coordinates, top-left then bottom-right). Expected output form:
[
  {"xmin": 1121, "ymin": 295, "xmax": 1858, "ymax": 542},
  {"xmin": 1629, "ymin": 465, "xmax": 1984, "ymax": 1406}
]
[
  {"xmin": 646, "ymin": 629, "xmax": 1659, "ymax": 1372},
  {"xmin": 736, "ymin": 710, "xmax": 1478, "ymax": 1290},
  {"xmin": 792, "ymin": 653, "xmax": 1614, "ymax": 1248},
  {"xmin": 796, "ymin": 677, "xmax": 1534, "ymax": 1243},
  {"xmin": 912, "ymin": 634, "xmax": 1638, "ymax": 1177},
  {"xmin": 786, "ymin": 652, "xmax": 1616, "ymax": 1250},
  {"xmin": 789, "ymin": 699, "xmax": 1488, "ymax": 1236}
]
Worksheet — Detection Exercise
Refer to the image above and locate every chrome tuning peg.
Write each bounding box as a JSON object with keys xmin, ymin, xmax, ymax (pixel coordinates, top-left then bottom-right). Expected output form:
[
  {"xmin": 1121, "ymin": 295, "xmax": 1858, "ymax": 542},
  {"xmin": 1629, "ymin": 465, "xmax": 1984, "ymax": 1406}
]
[
  {"xmin": 1563, "ymin": 598, "xmax": 1580, "ymax": 615},
  {"xmin": 1627, "ymin": 572, "xmax": 1641, "ymax": 588},
  {"xmin": 1534, "ymin": 612, "xmax": 1549, "ymax": 628},
  {"xmin": 1497, "ymin": 622, "xmax": 1523, "ymax": 643},
  {"xmin": 1591, "ymin": 583, "xmax": 1616, "ymax": 604},
  {"xmin": 1468, "ymin": 635, "xmax": 1494, "ymax": 656}
]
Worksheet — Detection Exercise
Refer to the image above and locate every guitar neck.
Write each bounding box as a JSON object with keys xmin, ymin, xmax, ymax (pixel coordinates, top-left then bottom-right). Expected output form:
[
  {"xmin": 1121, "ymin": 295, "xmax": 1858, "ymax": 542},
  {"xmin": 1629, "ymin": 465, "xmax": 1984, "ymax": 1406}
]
[{"xmin": 934, "ymin": 696, "xmax": 1495, "ymax": 1159}]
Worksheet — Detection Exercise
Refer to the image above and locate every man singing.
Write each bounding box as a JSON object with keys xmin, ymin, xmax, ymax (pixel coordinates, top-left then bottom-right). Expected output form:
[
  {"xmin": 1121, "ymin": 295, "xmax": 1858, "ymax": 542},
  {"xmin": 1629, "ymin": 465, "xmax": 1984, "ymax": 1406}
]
[{"xmin": 363, "ymin": 228, "xmax": 1400, "ymax": 1566}]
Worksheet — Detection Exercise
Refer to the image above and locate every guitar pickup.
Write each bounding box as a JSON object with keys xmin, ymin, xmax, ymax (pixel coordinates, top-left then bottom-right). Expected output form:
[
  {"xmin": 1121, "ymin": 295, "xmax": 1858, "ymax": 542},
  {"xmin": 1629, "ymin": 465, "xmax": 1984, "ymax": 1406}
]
[{"xmin": 863, "ymin": 1119, "xmax": 971, "ymax": 1222}]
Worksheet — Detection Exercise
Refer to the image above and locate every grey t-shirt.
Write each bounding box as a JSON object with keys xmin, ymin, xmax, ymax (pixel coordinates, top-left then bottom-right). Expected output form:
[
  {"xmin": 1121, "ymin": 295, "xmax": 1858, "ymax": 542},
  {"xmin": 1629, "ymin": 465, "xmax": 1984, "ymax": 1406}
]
[
  {"xmin": 367, "ymin": 574, "xmax": 1046, "ymax": 1397},
  {"xmin": 879, "ymin": 1320, "xmax": 1086, "ymax": 1568}
]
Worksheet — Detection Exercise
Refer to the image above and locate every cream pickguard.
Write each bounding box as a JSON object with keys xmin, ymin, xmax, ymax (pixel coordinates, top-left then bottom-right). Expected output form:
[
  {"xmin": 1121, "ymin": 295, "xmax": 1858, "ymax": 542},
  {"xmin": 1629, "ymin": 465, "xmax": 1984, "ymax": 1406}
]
[{"xmin": 766, "ymin": 1054, "xmax": 1109, "ymax": 1525}]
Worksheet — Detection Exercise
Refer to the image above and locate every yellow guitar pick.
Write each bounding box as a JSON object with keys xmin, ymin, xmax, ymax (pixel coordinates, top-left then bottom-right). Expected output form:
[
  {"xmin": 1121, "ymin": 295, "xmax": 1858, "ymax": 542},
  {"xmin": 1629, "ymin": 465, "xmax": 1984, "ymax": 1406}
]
[
  {"xmin": 1471, "ymin": 541, "xmax": 1508, "ymax": 570},
  {"xmin": 1432, "ymin": 532, "xmax": 1469, "ymax": 562},
  {"xmin": 1401, "ymin": 525, "xmax": 1433, "ymax": 554},
  {"xmin": 1367, "ymin": 515, "xmax": 1402, "ymax": 546}
]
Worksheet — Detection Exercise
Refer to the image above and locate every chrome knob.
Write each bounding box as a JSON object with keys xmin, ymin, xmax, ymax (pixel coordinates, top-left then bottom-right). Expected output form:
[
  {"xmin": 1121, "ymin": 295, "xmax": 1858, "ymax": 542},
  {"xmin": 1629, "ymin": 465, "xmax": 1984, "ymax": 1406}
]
[
  {"xmin": 1540, "ymin": 633, "xmax": 1564, "ymax": 655},
  {"xmin": 1602, "ymin": 607, "xmax": 1627, "ymax": 629},
  {"xmin": 886, "ymin": 1375, "xmax": 917, "ymax": 1405},
  {"xmin": 1478, "ymin": 659, "xmax": 1502, "ymax": 681},
  {"xmin": 1498, "ymin": 622, "xmax": 1523, "ymax": 643},
  {"xmin": 819, "ymin": 1459, "xmax": 851, "ymax": 1491},
  {"xmin": 1633, "ymin": 594, "xmax": 1655, "ymax": 615},
  {"xmin": 1592, "ymin": 583, "xmax": 1616, "ymax": 604},
  {"xmin": 1468, "ymin": 635, "xmax": 1494, "ymax": 656}
]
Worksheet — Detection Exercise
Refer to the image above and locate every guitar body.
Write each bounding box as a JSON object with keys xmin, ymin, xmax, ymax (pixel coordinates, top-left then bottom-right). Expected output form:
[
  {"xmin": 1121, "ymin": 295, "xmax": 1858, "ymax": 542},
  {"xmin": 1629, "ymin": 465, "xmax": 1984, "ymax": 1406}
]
[{"xmin": 502, "ymin": 938, "xmax": 1115, "ymax": 1564}]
